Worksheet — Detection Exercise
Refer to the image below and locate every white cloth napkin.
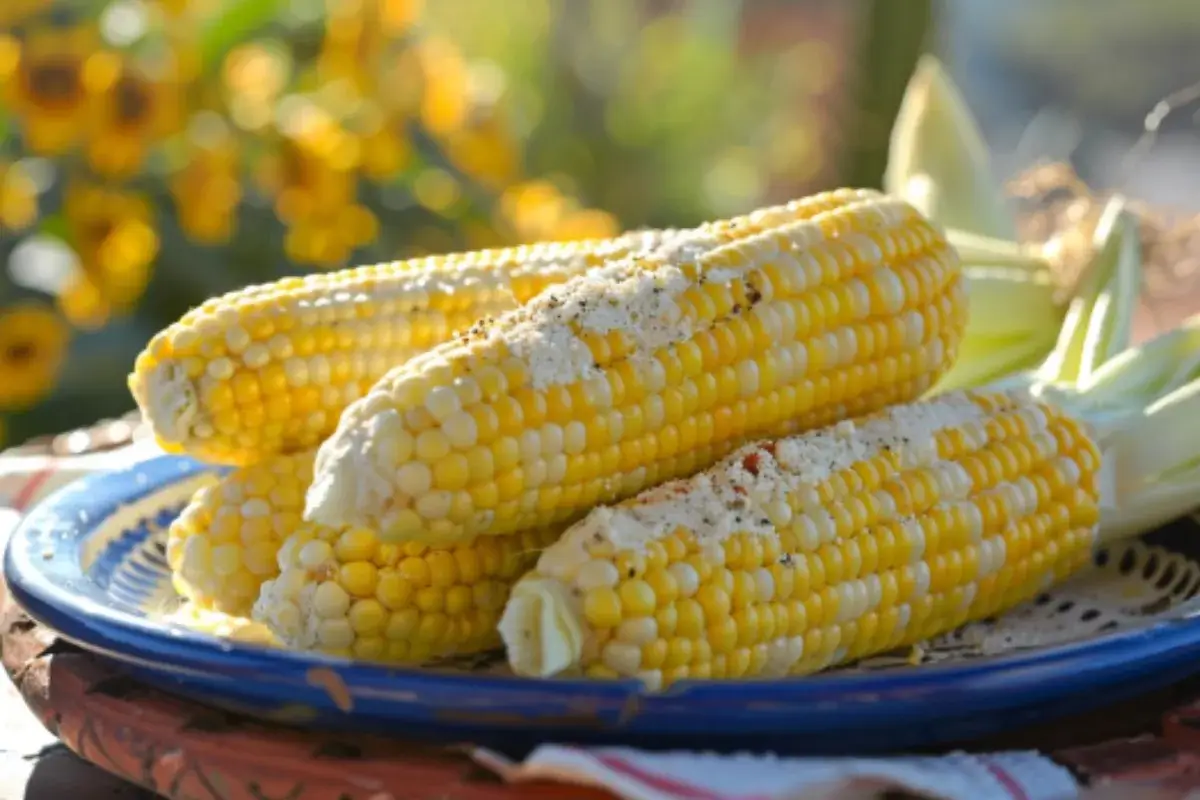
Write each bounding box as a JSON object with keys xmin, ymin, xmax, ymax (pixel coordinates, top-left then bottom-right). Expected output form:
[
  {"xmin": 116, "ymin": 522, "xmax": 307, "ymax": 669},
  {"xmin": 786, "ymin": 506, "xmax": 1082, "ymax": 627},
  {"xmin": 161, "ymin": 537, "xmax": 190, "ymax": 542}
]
[
  {"xmin": 0, "ymin": 439, "xmax": 1085, "ymax": 800},
  {"xmin": 473, "ymin": 746, "xmax": 1080, "ymax": 800}
]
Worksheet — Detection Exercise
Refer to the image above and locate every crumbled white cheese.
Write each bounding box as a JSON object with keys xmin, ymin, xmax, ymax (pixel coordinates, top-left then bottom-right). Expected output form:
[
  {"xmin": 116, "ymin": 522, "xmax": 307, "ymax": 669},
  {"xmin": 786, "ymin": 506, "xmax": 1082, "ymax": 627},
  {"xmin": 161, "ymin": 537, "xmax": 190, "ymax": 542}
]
[
  {"xmin": 498, "ymin": 255, "xmax": 695, "ymax": 389},
  {"xmin": 305, "ymin": 419, "xmax": 394, "ymax": 527},
  {"xmin": 539, "ymin": 393, "xmax": 992, "ymax": 560},
  {"xmin": 704, "ymin": 267, "xmax": 743, "ymax": 284},
  {"xmin": 139, "ymin": 362, "xmax": 199, "ymax": 446}
]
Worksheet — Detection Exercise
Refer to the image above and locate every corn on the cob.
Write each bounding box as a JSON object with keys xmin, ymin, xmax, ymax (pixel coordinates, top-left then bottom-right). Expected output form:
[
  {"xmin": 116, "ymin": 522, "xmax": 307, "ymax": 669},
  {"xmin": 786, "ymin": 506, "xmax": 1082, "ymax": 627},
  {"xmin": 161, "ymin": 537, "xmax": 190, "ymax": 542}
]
[
  {"xmin": 304, "ymin": 189, "xmax": 967, "ymax": 545},
  {"xmin": 130, "ymin": 230, "xmax": 675, "ymax": 466},
  {"xmin": 251, "ymin": 521, "xmax": 560, "ymax": 663},
  {"xmin": 498, "ymin": 389, "xmax": 1100, "ymax": 688},
  {"xmin": 165, "ymin": 448, "xmax": 561, "ymax": 660},
  {"xmin": 167, "ymin": 452, "xmax": 315, "ymax": 616}
]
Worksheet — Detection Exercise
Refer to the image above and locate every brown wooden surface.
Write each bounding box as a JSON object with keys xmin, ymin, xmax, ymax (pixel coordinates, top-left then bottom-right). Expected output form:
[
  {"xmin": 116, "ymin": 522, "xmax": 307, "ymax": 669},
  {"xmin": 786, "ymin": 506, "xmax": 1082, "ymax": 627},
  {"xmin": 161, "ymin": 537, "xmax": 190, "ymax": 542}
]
[{"xmin": 1, "ymin": 561, "xmax": 160, "ymax": 799}]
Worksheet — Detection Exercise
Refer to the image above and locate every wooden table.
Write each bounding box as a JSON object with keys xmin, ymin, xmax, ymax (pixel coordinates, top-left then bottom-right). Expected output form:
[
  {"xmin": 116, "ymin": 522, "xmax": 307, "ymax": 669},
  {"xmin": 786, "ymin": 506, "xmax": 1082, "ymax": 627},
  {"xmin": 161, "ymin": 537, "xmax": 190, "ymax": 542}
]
[{"xmin": 0, "ymin": 596, "xmax": 157, "ymax": 798}]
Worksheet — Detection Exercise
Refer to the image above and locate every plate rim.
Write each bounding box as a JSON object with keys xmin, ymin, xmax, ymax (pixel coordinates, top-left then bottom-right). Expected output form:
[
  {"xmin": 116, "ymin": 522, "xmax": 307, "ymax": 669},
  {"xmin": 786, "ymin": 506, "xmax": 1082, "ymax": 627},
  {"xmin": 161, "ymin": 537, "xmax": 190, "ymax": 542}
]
[{"xmin": 7, "ymin": 453, "xmax": 1200, "ymax": 710}]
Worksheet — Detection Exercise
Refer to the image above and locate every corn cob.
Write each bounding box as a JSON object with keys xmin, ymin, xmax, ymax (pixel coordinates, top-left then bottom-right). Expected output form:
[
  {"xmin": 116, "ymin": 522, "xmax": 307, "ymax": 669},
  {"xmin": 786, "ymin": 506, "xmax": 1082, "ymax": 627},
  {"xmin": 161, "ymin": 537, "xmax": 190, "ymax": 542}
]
[
  {"xmin": 130, "ymin": 230, "xmax": 675, "ymax": 467},
  {"xmin": 251, "ymin": 521, "xmax": 560, "ymax": 662},
  {"xmin": 167, "ymin": 451, "xmax": 315, "ymax": 616},
  {"xmin": 498, "ymin": 389, "xmax": 1100, "ymax": 687},
  {"xmin": 304, "ymin": 189, "xmax": 967, "ymax": 545},
  {"xmin": 166, "ymin": 448, "xmax": 560, "ymax": 660}
]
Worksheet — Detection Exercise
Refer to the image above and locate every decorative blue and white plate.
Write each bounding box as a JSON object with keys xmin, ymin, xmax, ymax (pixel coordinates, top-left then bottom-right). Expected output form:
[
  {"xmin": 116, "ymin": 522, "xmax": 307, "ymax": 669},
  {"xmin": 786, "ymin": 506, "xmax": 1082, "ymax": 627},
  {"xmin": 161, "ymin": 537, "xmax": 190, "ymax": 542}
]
[{"xmin": 8, "ymin": 454, "xmax": 1200, "ymax": 755}]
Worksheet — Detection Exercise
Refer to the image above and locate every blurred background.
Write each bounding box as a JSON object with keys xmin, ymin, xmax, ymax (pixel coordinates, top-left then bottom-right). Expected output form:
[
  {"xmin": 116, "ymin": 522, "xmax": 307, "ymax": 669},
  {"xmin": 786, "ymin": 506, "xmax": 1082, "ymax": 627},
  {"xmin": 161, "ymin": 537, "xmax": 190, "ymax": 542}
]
[{"xmin": 0, "ymin": 0, "xmax": 1197, "ymax": 446}]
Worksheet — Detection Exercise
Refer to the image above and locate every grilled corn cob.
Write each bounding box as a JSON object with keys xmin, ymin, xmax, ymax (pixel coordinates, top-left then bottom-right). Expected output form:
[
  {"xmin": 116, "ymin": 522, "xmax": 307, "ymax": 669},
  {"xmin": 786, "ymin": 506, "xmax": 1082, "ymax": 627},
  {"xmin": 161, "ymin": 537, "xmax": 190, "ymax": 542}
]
[
  {"xmin": 498, "ymin": 389, "xmax": 1100, "ymax": 687},
  {"xmin": 251, "ymin": 521, "xmax": 559, "ymax": 662},
  {"xmin": 130, "ymin": 230, "xmax": 675, "ymax": 466},
  {"xmin": 305, "ymin": 189, "xmax": 967, "ymax": 545}
]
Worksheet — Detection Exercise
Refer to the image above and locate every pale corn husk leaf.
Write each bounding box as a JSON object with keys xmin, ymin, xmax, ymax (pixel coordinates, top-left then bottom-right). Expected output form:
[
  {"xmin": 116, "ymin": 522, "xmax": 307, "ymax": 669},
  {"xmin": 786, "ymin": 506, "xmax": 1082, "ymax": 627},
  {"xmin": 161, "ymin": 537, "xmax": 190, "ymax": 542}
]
[{"xmin": 885, "ymin": 55, "xmax": 1017, "ymax": 240}]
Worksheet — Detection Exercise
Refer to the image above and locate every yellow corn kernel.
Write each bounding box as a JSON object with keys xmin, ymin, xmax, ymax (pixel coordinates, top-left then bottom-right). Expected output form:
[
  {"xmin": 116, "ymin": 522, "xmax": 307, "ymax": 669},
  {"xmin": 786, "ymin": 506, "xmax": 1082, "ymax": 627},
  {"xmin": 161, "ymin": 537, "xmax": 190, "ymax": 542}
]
[
  {"xmin": 131, "ymin": 230, "xmax": 677, "ymax": 466},
  {"xmin": 252, "ymin": 520, "xmax": 560, "ymax": 663},
  {"xmin": 306, "ymin": 189, "xmax": 967, "ymax": 545},
  {"xmin": 499, "ymin": 389, "xmax": 1101, "ymax": 690}
]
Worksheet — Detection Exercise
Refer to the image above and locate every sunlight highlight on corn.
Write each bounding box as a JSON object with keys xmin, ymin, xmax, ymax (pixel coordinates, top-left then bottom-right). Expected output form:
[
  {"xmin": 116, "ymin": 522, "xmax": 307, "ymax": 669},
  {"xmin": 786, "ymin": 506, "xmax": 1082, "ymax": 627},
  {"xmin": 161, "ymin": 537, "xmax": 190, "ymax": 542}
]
[
  {"xmin": 498, "ymin": 390, "xmax": 1100, "ymax": 688},
  {"xmin": 251, "ymin": 521, "xmax": 561, "ymax": 663},
  {"xmin": 305, "ymin": 189, "xmax": 967, "ymax": 545},
  {"xmin": 130, "ymin": 230, "xmax": 673, "ymax": 466}
]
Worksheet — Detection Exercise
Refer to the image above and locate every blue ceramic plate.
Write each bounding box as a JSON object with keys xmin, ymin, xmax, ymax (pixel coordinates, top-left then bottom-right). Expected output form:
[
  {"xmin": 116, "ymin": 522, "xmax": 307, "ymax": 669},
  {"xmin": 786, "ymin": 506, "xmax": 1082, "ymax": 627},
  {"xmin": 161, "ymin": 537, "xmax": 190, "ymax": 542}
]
[{"xmin": 8, "ymin": 454, "xmax": 1200, "ymax": 755}]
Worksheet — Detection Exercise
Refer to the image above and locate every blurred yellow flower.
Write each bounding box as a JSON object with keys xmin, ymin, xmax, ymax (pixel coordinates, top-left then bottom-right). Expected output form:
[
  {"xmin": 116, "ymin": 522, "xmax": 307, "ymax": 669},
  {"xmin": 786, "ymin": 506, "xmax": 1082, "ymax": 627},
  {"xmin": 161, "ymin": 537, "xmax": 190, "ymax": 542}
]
[
  {"xmin": 499, "ymin": 180, "xmax": 618, "ymax": 243},
  {"xmin": 442, "ymin": 114, "xmax": 520, "ymax": 190},
  {"xmin": 501, "ymin": 180, "xmax": 564, "ymax": 235},
  {"xmin": 550, "ymin": 209, "xmax": 621, "ymax": 242},
  {"xmin": 171, "ymin": 121, "xmax": 241, "ymax": 244},
  {"xmin": 354, "ymin": 107, "xmax": 412, "ymax": 181},
  {"xmin": 284, "ymin": 204, "xmax": 378, "ymax": 267},
  {"xmin": 381, "ymin": 0, "xmax": 423, "ymax": 33},
  {"xmin": 222, "ymin": 42, "xmax": 289, "ymax": 132},
  {"xmin": 318, "ymin": 0, "xmax": 387, "ymax": 95},
  {"xmin": 0, "ymin": 303, "xmax": 69, "ymax": 411},
  {"xmin": 315, "ymin": 0, "xmax": 420, "ymax": 95},
  {"xmin": 84, "ymin": 56, "xmax": 184, "ymax": 178},
  {"xmin": 62, "ymin": 183, "xmax": 159, "ymax": 328},
  {"xmin": 260, "ymin": 100, "xmax": 360, "ymax": 222},
  {"xmin": 0, "ymin": 27, "xmax": 100, "ymax": 155},
  {"xmin": 416, "ymin": 37, "xmax": 469, "ymax": 136},
  {"xmin": 0, "ymin": 162, "xmax": 38, "ymax": 234},
  {"xmin": 376, "ymin": 46, "xmax": 424, "ymax": 117}
]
